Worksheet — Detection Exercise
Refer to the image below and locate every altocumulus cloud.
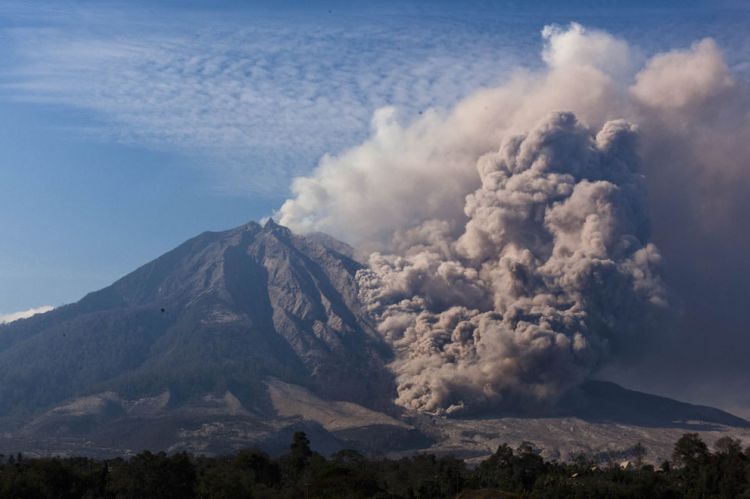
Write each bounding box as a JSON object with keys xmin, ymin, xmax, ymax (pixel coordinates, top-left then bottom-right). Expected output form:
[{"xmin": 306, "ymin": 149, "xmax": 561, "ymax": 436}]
[{"xmin": 1, "ymin": 3, "xmax": 524, "ymax": 194}]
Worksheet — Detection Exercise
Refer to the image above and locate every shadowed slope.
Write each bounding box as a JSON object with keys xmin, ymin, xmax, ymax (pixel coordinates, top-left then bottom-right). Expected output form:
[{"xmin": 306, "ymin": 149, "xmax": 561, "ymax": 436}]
[{"xmin": 557, "ymin": 380, "xmax": 750, "ymax": 429}]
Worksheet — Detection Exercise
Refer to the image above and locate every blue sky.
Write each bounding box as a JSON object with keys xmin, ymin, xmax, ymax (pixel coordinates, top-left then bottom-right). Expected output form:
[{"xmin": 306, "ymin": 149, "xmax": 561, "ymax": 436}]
[{"xmin": 1, "ymin": 0, "xmax": 748, "ymax": 315}]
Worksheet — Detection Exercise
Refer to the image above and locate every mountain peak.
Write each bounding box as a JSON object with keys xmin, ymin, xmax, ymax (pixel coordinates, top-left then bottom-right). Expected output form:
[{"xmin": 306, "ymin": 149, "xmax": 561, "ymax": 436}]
[
  {"xmin": 0, "ymin": 222, "xmax": 394, "ymax": 423},
  {"xmin": 261, "ymin": 217, "xmax": 294, "ymax": 239},
  {"xmin": 263, "ymin": 217, "xmax": 278, "ymax": 229},
  {"xmin": 240, "ymin": 220, "xmax": 262, "ymax": 231}
]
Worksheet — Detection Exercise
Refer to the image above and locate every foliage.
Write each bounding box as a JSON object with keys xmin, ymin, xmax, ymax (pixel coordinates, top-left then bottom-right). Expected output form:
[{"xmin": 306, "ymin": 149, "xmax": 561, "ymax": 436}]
[{"xmin": 0, "ymin": 432, "xmax": 748, "ymax": 498}]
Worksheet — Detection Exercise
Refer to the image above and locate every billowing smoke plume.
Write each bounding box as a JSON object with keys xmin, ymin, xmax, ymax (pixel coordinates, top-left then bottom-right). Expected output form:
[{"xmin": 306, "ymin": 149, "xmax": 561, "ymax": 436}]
[
  {"xmin": 278, "ymin": 23, "xmax": 750, "ymax": 413},
  {"xmin": 356, "ymin": 113, "xmax": 665, "ymax": 414}
]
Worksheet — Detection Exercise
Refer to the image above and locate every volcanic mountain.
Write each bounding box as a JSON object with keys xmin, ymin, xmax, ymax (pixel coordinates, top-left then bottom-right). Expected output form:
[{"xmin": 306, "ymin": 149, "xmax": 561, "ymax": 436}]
[{"xmin": 0, "ymin": 220, "xmax": 747, "ymax": 460}]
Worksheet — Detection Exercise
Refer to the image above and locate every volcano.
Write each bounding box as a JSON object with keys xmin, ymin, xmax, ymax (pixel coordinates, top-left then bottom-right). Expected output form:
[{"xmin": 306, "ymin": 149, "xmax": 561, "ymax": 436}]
[{"xmin": 0, "ymin": 220, "xmax": 746, "ymax": 461}]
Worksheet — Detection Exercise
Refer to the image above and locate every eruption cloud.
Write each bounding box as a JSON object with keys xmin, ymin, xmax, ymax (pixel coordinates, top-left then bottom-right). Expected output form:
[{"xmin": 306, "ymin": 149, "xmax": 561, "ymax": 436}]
[
  {"xmin": 279, "ymin": 23, "xmax": 750, "ymax": 413},
  {"xmin": 356, "ymin": 114, "xmax": 666, "ymax": 414}
]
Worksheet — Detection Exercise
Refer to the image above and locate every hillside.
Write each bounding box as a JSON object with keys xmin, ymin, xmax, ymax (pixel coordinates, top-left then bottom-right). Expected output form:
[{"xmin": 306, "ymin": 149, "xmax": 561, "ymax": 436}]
[{"xmin": 0, "ymin": 220, "xmax": 394, "ymax": 422}]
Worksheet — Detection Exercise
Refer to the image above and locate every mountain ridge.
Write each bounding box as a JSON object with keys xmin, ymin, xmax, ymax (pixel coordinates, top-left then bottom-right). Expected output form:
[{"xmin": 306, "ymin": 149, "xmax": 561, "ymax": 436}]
[
  {"xmin": 0, "ymin": 220, "xmax": 394, "ymax": 422},
  {"xmin": 0, "ymin": 220, "xmax": 747, "ymax": 461}
]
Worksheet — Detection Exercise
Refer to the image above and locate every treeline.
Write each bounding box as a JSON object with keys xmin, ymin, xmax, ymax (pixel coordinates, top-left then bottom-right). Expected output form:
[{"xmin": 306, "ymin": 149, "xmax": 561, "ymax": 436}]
[{"xmin": 0, "ymin": 432, "xmax": 748, "ymax": 498}]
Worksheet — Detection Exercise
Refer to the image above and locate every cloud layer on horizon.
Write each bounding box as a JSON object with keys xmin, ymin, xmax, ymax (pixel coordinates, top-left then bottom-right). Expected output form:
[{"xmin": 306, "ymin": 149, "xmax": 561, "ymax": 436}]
[{"xmin": 0, "ymin": 306, "xmax": 54, "ymax": 325}]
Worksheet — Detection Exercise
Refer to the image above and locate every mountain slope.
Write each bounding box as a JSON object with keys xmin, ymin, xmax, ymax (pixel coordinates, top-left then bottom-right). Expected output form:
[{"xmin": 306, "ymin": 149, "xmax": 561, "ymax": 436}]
[
  {"xmin": 0, "ymin": 220, "xmax": 394, "ymax": 422},
  {"xmin": 0, "ymin": 220, "xmax": 747, "ymax": 461},
  {"xmin": 558, "ymin": 380, "xmax": 750, "ymax": 429}
]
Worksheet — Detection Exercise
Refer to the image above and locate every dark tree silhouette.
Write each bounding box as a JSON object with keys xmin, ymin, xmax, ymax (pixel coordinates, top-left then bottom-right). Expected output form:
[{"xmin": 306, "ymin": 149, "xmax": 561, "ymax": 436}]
[
  {"xmin": 0, "ymin": 432, "xmax": 747, "ymax": 498},
  {"xmin": 672, "ymin": 433, "xmax": 709, "ymax": 469}
]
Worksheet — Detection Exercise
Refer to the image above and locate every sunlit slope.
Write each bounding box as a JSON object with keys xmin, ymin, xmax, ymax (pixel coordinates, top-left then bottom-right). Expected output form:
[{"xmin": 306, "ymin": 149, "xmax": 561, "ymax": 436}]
[{"xmin": 0, "ymin": 220, "xmax": 394, "ymax": 421}]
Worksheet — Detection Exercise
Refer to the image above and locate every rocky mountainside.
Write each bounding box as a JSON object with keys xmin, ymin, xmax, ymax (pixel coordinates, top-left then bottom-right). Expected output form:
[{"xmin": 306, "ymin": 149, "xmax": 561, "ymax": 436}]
[
  {"xmin": 0, "ymin": 220, "xmax": 394, "ymax": 423},
  {"xmin": 0, "ymin": 220, "xmax": 747, "ymax": 461}
]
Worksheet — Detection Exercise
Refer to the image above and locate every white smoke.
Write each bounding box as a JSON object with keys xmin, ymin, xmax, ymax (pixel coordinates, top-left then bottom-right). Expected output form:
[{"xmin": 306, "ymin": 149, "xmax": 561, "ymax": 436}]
[
  {"xmin": 278, "ymin": 23, "xmax": 750, "ymax": 413},
  {"xmin": 278, "ymin": 23, "xmax": 637, "ymax": 247}
]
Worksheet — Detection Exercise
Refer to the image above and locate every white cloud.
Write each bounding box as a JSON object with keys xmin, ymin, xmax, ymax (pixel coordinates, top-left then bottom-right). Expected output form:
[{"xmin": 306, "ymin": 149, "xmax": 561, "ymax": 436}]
[
  {"xmin": 541, "ymin": 22, "xmax": 638, "ymax": 80},
  {"xmin": 0, "ymin": 5, "xmax": 524, "ymax": 194},
  {"xmin": 0, "ymin": 306, "xmax": 54, "ymax": 325}
]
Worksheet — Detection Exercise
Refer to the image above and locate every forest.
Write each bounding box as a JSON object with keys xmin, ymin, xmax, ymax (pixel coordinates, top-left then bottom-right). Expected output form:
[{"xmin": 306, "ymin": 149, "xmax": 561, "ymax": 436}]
[{"xmin": 0, "ymin": 432, "xmax": 748, "ymax": 498}]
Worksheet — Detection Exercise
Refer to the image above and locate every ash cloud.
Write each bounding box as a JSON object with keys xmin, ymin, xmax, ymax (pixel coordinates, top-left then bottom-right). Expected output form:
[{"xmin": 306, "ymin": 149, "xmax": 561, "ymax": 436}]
[
  {"xmin": 356, "ymin": 114, "xmax": 666, "ymax": 414},
  {"xmin": 279, "ymin": 23, "xmax": 750, "ymax": 413}
]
